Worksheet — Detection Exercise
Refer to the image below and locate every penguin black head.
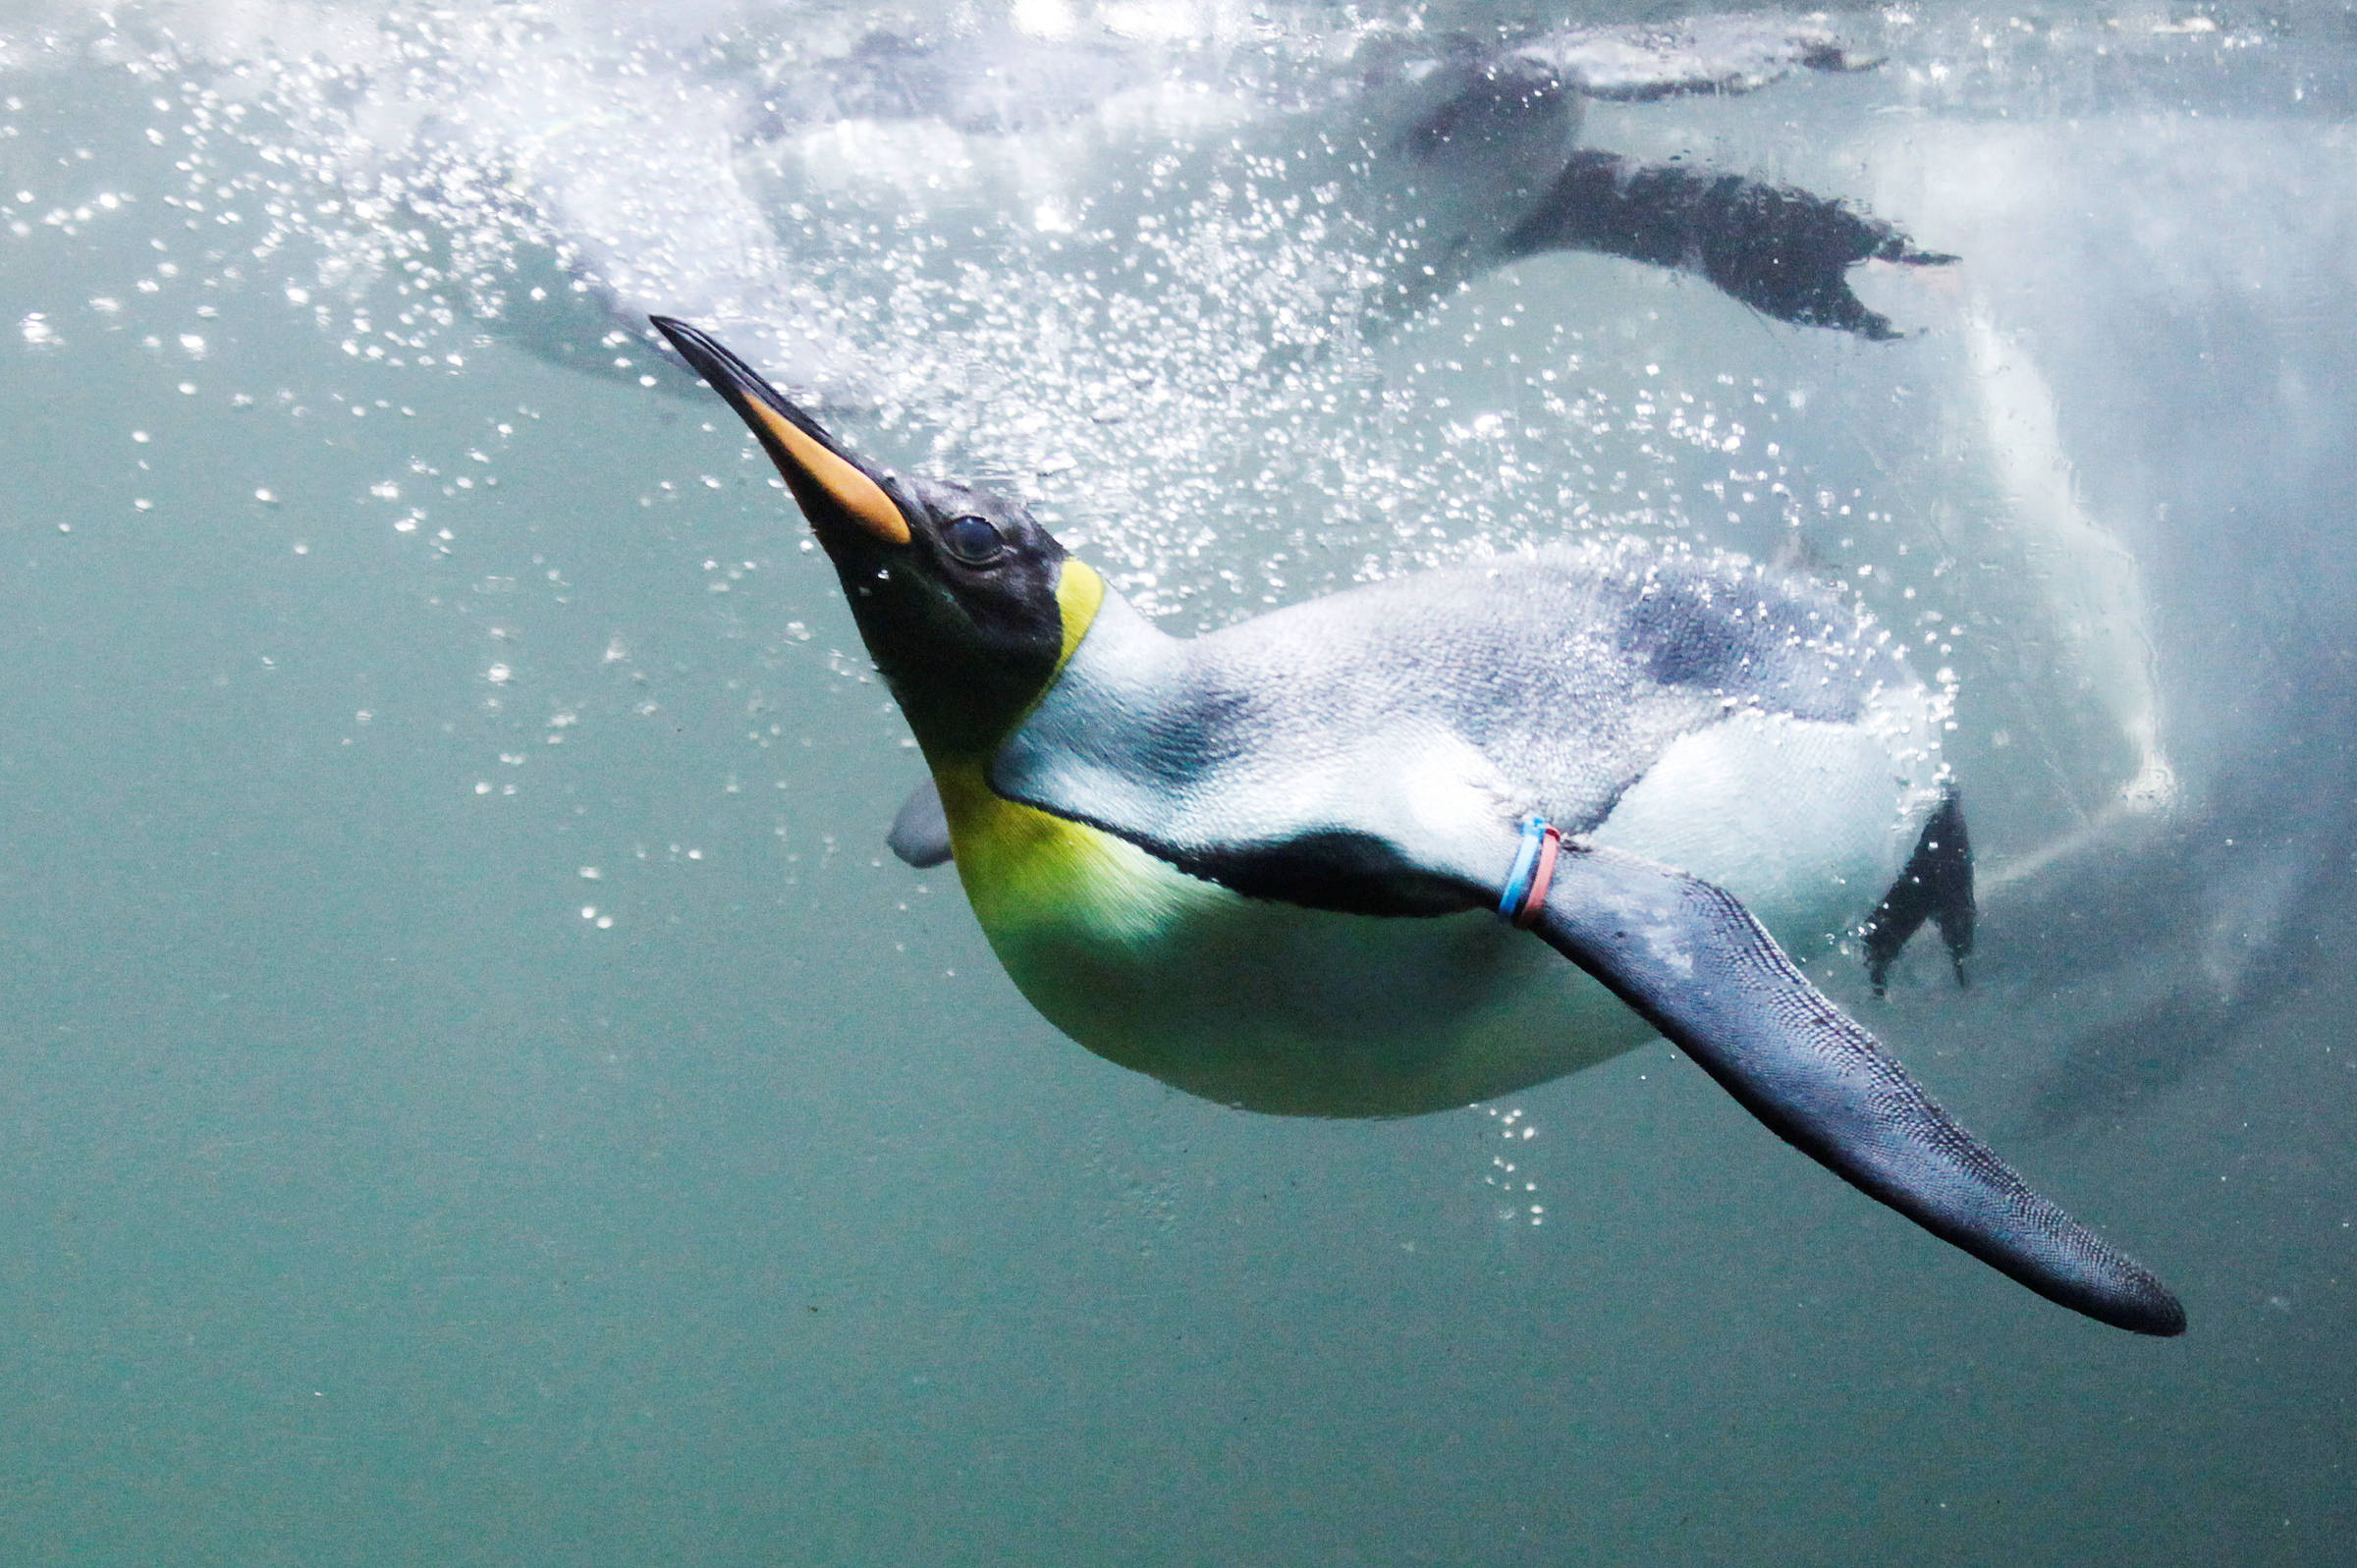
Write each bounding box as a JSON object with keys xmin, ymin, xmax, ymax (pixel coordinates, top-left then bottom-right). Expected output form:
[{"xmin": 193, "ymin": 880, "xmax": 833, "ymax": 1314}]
[{"xmin": 652, "ymin": 316, "xmax": 1084, "ymax": 760}]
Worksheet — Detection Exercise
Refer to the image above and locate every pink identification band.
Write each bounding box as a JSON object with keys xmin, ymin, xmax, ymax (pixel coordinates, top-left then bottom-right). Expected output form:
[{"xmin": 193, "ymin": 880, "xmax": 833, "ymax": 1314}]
[{"xmin": 1510, "ymin": 823, "xmax": 1561, "ymax": 930}]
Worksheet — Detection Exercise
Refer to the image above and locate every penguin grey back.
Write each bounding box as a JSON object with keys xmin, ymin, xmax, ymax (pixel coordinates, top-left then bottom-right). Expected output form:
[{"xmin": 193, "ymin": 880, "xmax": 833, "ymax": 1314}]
[{"xmin": 995, "ymin": 539, "xmax": 1915, "ymax": 909}]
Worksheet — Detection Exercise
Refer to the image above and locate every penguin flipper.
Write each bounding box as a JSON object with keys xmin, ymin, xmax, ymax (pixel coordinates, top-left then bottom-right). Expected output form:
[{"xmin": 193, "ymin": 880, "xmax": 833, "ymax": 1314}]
[
  {"xmin": 1528, "ymin": 842, "xmax": 2184, "ymax": 1335},
  {"xmin": 1497, "ymin": 150, "xmax": 1954, "ymax": 340},
  {"xmin": 888, "ymin": 779, "xmax": 954, "ymax": 868}
]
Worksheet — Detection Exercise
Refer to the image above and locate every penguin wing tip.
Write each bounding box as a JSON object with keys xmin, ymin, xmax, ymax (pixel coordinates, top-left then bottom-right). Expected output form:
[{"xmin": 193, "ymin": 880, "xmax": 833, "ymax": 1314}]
[
  {"xmin": 892, "ymin": 840, "xmax": 954, "ymax": 870},
  {"xmin": 2119, "ymin": 1291, "xmax": 2188, "ymax": 1337},
  {"xmin": 2065, "ymin": 1257, "xmax": 2185, "ymax": 1335},
  {"xmin": 887, "ymin": 780, "xmax": 955, "ymax": 869}
]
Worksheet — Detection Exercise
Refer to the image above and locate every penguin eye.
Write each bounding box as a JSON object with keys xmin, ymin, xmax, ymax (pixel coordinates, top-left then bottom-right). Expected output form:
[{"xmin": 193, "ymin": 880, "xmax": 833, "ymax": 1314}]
[{"xmin": 941, "ymin": 514, "xmax": 1007, "ymax": 567}]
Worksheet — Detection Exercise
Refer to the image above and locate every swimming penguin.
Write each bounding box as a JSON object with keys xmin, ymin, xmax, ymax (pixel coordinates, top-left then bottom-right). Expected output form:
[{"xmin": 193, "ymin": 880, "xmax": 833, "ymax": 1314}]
[
  {"xmin": 1341, "ymin": 16, "xmax": 1953, "ymax": 340},
  {"xmin": 479, "ymin": 16, "xmax": 1949, "ymax": 406},
  {"xmin": 651, "ymin": 316, "xmax": 2183, "ymax": 1337},
  {"xmin": 740, "ymin": 14, "xmax": 1951, "ymax": 344}
]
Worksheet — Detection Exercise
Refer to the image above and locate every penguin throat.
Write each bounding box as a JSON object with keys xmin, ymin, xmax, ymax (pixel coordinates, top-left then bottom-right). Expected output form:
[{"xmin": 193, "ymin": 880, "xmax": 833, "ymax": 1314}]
[{"xmin": 893, "ymin": 558, "xmax": 1107, "ymax": 767}]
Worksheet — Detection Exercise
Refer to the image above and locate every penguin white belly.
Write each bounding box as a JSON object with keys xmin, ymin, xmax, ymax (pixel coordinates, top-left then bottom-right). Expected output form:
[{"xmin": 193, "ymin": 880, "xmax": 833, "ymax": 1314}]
[
  {"xmin": 934, "ymin": 759, "xmax": 1632, "ymax": 1115},
  {"xmin": 937, "ymin": 706, "xmax": 1930, "ymax": 1117},
  {"xmin": 973, "ymin": 834, "xmax": 1655, "ymax": 1119}
]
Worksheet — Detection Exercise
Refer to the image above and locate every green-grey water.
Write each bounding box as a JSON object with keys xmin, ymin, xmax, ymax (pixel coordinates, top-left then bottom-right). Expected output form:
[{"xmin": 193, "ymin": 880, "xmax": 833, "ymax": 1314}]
[{"xmin": 1, "ymin": 3, "xmax": 2353, "ymax": 1563}]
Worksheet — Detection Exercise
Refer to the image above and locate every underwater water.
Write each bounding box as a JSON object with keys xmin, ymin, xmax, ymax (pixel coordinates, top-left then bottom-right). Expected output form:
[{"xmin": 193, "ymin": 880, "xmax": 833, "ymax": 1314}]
[{"xmin": 0, "ymin": 0, "xmax": 2353, "ymax": 1561}]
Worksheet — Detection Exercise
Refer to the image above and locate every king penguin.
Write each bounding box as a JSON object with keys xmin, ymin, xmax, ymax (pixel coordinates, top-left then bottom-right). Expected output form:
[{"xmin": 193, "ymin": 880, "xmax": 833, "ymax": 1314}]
[{"xmin": 651, "ymin": 316, "xmax": 2184, "ymax": 1337}]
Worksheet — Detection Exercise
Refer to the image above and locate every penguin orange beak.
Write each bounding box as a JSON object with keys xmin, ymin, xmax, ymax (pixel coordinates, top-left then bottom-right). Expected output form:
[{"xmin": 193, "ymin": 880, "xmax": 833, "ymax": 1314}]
[{"xmin": 649, "ymin": 316, "xmax": 911, "ymax": 547}]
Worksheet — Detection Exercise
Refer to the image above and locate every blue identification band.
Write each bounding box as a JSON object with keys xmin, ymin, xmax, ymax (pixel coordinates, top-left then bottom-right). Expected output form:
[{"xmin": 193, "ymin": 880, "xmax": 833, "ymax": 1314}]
[{"xmin": 1497, "ymin": 815, "xmax": 1550, "ymax": 920}]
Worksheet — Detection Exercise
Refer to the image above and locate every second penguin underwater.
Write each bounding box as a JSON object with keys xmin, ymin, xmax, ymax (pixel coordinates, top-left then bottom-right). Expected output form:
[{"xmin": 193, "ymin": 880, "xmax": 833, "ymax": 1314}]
[{"xmin": 651, "ymin": 315, "xmax": 2183, "ymax": 1338}]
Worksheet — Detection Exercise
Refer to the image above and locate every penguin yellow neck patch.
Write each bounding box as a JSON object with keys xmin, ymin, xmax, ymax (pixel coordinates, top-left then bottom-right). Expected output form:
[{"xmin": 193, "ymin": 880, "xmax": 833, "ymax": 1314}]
[
  {"xmin": 921, "ymin": 558, "xmax": 1116, "ymax": 922},
  {"xmin": 743, "ymin": 399, "xmax": 909, "ymax": 545},
  {"xmin": 1054, "ymin": 558, "xmax": 1106, "ymax": 671}
]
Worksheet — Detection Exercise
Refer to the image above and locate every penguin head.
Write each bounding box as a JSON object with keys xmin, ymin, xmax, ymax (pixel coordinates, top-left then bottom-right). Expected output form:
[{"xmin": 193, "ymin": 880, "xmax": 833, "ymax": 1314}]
[{"xmin": 652, "ymin": 317, "xmax": 1086, "ymax": 759}]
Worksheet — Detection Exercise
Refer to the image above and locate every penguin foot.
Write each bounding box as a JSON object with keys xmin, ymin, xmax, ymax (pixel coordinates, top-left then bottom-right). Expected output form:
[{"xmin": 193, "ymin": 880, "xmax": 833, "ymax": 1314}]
[
  {"xmin": 1499, "ymin": 151, "xmax": 1956, "ymax": 340},
  {"xmin": 1862, "ymin": 787, "xmax": 1976, "ymax": 994}
]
